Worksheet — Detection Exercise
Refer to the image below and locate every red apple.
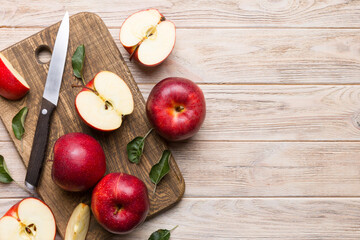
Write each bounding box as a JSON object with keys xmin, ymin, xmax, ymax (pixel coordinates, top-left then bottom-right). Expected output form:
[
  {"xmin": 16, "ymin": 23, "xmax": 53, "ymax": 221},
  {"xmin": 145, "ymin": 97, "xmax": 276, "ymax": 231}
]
[
  {"xmin": 0, "ymin": 198, "xmax": 56, "ymax": 239},
  {"xmin": 75, "ymin": 71, "xmax": 134, "ymax": 131},
  {"xmin": 0, "ymin": 53, "xmax": 30, "ymax": 100},
  {"xmin": 120, "ymin": 9, "xmax": 176, "ymax": 66},
  {"xmin": 52, "ymin": 132, "xmax": 106, "ymax": 192},
  {"xmin": 91, "ymin": 173, "xmax": 150, "ymax": 234},
  {"xmin": 146, "ymin": 77, "xmax": 206, "ymax": 141}
]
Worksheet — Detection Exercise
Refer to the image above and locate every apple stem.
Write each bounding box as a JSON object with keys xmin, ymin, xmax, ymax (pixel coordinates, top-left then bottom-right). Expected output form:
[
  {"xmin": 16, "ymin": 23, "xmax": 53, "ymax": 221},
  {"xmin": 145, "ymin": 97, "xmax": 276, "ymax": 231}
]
[
  {"xmin": 72, "ymin": 84, "xmax": 99, "ymax": 95},
  {"xmin": 144, "ymin": 128, "xmax": 154, "ymax": 140},
  {"xmin": 153, "ymin": 184, "xmax": 157, "ymax": 194},
  {"xmin": 159, "ymin": 16, "xmax": 166, "ymax": 23},
  {"xmin": 170, "ymin": 225, "xmax": 179, "ymax": 232},
  {"xmin": 13, "ymin": 181, "xmax": 33, "ymax": 195}
]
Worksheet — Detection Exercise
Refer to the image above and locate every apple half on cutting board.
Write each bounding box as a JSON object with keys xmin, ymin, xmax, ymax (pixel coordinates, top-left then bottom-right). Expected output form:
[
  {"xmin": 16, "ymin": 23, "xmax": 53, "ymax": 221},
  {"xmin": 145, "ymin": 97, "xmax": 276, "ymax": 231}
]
[
  {"xmin": 120, "ymin": 9, "xmax": 176, "ymax": 66},
  {"xmin": 75, "ymin": 71, "xmax": 134, "ymax": 131},
  {"xmin": 0, "ymin": 53, "xmax": 30, "ymax": 100},
  {"xmin": 0, "ymin": 198, "xmax": 56, "ymax": 240}
]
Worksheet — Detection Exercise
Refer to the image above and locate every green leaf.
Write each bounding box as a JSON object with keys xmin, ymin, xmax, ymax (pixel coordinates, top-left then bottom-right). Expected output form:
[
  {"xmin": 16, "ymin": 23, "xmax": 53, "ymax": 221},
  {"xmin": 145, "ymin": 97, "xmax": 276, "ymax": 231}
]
[
  {"xmin": 148, "ymin": 226, "xmax": 178, "ymax": 240},
  {"xmin": 127, "ymin": 129, "xmax": 153, "ymax": 164},
  {"xmin": 0, "ymin": 155, "xmax": 13, "ymax": 183},
  {"xmin": 72, "ymin": 44, "xmax": 85, "ymax": 79},
  {"xmin": 12, "ymin": 107, "xmax": 28, "ymax": 140},
  {"xmin": 148, "ymin": 229, "xmax": 171, "ymax": 240},
  {"xmin": 149, "ymin": 150, "xmax": 171, "ymax": 192}
]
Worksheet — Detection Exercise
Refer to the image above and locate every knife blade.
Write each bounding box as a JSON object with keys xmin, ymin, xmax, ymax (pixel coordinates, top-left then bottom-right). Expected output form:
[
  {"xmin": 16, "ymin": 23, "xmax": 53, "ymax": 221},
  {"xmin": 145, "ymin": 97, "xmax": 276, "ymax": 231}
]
[{"xmin": 25, "ymin": 12, "xmax": 69, "ymax": 190}]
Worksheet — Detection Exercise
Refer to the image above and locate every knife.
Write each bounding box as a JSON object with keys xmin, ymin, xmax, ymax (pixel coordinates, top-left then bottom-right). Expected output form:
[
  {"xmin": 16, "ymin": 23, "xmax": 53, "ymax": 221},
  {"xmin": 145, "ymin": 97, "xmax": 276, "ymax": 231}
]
[{"xmin": 25, "ymin": 12, "xmax": 70, "ymax": 190}]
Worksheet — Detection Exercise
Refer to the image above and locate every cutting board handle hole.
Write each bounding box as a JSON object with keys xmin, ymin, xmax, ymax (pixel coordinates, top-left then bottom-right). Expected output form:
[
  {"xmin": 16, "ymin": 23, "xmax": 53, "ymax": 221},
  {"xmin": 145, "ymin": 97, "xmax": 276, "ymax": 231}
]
[{"xmin": 35, "ymin": 45, "xmax": 52, "ymax": 64}]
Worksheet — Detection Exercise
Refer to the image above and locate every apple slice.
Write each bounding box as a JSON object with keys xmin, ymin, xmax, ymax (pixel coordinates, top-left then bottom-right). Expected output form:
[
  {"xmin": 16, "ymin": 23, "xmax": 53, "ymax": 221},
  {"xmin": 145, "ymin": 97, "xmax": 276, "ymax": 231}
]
[
  {"xmin": 65, "ymin": 203, "xmax": 90, "ymax": 240},
  {"xmin": 120, "ymin": 9, "xmax": 176, "ymax": 66},
  {"xmin": 75, "ymin": 71, "xmax": 134, "ymax": 131},
  {"xmin": 0, "ymin": 53, "xmax": 30, "ymax": 100},
  {"xmin": 0, "ymin": 198, "xmax": 56, "ymax": 240}
]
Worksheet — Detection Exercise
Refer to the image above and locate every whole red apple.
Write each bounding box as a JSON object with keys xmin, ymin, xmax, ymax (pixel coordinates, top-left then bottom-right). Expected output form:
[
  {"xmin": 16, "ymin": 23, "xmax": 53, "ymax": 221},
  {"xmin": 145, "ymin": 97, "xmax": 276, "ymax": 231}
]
[
  {"xmin": 91, "ymin": 173, "xmax": 150, "ymax": 234},
  {"xmin": 146, "ymin": 77, "xmax": 206, "ymax": 141},
  {"xmin": 52, "ymin": 132, "xmax": 106, "ymax": 192}
]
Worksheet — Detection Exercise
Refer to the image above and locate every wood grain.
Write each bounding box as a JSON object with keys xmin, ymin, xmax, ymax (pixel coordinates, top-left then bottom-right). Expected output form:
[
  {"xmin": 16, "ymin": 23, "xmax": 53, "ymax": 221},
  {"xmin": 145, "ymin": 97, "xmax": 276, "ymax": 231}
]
[
  {"xmin": 3, "ymin": 139, "xmax": 360, "ymax": 198},
  {"xmin": 3, "ymin": 84, "xmax": 360, "ymax": 142},
  {"xmin": 2, "ymin": 198, "xmax": 360, "ymax": 239},
  {"xmin": 1, "ymin": 1, "xmax": 360, "ymax": 239},
  {"xmin": 2, "ymin": 28, "xmax": 360, "ymax": 85},
  {"xmin": 1, "ymin": 0, "xmax": 360, "ymax": 28},
  {"xmin": 141, "ymin": 84, "xmax": 360, "ymax": 141},
  {"xmin": 0, "ymin": 12, "xmax": 184, "ymax": 240}
]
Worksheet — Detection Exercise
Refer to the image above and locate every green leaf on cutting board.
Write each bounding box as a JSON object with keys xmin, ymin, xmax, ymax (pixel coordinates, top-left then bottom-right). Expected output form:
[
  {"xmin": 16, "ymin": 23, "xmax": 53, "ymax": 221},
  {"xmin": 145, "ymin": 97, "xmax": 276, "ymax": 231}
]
[
  {"xmin": 149, "ymin": 150, "xmax": 171, "ymax": 193},
  {"xmin": 148, "ymin": 226, "xmax": 178, "ymax": 240},
  {"xmin": 12, "ymin": 107, "xmax": 28, "ymax": 140},
  {"xmin": 0, "ymin": 155, "xmax": 13, "ymax": 183},
  {"xmin": 72, "ymin": 44, "xmax": 86, "ymax": 84},
  {"xmin": 127, "ymin": 128, "xmax": 153, "ymax": 164}
]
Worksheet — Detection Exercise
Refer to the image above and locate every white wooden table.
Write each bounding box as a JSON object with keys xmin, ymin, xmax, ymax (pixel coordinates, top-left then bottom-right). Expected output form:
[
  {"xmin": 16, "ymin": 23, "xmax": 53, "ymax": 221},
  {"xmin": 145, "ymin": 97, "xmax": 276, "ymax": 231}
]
[{"xmin": 1, "ymin": 1, "xmax": 360, "ymax": 239}]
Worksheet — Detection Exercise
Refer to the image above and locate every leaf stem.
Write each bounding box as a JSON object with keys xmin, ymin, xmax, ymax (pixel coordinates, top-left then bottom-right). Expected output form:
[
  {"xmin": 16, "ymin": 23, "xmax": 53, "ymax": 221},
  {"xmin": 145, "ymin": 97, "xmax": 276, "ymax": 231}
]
[
  {"xmin": 170, "ymin": 225, "xmax": 179, "ymax": 232},
  {"xmin": 143, "ymin": 128, "xmax": 153, "ymax": 140},
  {"xmin": 153, "ymin": 184, "xmax": 157, "ymax": 194},
  {"xmin": 81, "ymin": 76, "xmax": 86, "ymax": 86}
]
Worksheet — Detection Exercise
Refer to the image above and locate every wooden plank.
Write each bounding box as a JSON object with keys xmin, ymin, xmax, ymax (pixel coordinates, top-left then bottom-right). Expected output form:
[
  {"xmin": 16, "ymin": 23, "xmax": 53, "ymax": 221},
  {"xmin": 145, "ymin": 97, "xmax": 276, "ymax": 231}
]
[
  {"xmin": 140, "ymin": 84, "xmax": 360, "ymax": 141},
  {"xmin": 3, "ymin": 84, "xmax": 360, "ymax": 142},
  {"xmin": 0, "ymin": 142, "xmax": 30, "ymax": 198},
  {"xmin": 1, "ymin": 198, "xmax": 360, "ymax": 239},
  {"xmin": 1, "ymin": 28, "xmax": 360, "ymax": 85},
  {"xmin": 3, "ymin": 140, "xmax": 360, "ymax": 198},
  {"xmin": 0, "ymin": 12, "xmax": 184, "ymax": 240},
  {"xmin": 1, "ymin": 0, "xmax": 360, "ymax": 28}
]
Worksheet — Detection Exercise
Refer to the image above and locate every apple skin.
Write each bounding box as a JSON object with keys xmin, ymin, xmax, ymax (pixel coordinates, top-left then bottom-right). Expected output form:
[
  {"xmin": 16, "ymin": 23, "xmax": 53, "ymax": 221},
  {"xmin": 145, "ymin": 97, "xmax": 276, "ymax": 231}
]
[
  {"xmin": 0, "ymin": 198, "xmax": 56, "ymax": 240},
  {"xmin": 120, "ymin": 9, "xmax": 176, "ymax": 67},
  {"xmin": 74, "ymin": 78, "xmax": 104, "ymax": 131},
  {"xmin": 146, "ymin": 77, "xmax": 206, "ymax": 141},
  {"xmin": 91, "ymin": 173, "xmax": 150, "ymax": 234},
  {"xmin": 2, "ymin": 199, "xmax": 21, "ymax": 220},
  {"xmin": 52, "ymin": 132, "xmax": 106, "ymax": 192},
  {"xmin": 0, "ymin": 56, "xmax": 29, "ymax": 100}
]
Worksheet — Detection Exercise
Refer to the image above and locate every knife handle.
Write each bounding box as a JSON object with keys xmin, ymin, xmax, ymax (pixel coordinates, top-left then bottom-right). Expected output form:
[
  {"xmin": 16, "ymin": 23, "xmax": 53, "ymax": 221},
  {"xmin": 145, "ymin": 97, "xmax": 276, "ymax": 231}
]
[{"xmin": 25, "ymin": 98, "xmax": 56, "ymax": 188}]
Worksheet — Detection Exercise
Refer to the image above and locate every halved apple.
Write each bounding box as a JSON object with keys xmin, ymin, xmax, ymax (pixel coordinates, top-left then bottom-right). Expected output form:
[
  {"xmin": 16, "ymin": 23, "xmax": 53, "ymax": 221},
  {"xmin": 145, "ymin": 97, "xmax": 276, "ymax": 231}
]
[
  {"xmin": 120, "ymin": 9, "xmax": 176, "ymax": 66},
  {"xmin": 75, "ymin": 71, "xmax": 134, "ymax": 131},
  {"xmin": 65, "ymin": 203, "xmax": 90, "ymax": 240},
  {"xmin": 0, "ymin": 53, "xmax": 30, "ymax": 100},
  {"xmin": 0, "ymin": 198, "xmax": 56, "ymax": 240}
]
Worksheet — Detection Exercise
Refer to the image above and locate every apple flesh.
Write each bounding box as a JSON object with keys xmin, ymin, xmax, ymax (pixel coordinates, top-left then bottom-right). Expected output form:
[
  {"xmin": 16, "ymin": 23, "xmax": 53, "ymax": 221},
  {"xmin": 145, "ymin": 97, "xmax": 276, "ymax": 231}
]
[
  {"xmin": 120, "ymin": 9, "xmax": 176, "ymax": 66},
  {"xmin": 146, "ymin": 77, "xmax": 206, "ymax": 141},
  {"xmin": 0, "ymin": 198, "xmax": 56, "ymax": 240},
  {"xmin": 52, "ymin": 132, "xmax": 106, "ymax": 192},
  {"xmin": 65, "ymin": 203, "xmax": 90, "ymax": 240},
  {"xmin": 0, "ymin": 53, "xmax": 30, "ymax": 100},
  {"xmin": 91, "ymin": 173, "xmax": 150, "ymax": 234},
  {"xmin": 75, "ymin": 71, "xmax": 134, "ymax": 131}
]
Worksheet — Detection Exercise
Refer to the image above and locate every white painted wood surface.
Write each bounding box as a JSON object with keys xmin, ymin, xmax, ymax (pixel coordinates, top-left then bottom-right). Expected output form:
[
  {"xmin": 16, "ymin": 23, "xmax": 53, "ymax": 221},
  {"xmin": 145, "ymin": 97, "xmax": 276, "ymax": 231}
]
[{"xmin": 1, "ymin": 0, "xmax": 360, "ymax": 239}]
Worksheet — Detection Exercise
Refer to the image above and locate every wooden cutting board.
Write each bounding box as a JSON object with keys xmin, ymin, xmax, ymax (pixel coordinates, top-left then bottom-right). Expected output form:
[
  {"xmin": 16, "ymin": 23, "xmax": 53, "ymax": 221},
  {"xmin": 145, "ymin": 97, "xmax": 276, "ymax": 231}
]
[{"xmin": 0, "ymin": 12, "xmax": 185, "ymax": 239}]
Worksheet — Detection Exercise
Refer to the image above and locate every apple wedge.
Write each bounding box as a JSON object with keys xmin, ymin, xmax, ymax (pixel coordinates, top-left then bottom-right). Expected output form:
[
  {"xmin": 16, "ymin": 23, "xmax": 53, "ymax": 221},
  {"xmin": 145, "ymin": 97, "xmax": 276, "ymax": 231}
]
[
  {"xmin": 0, "ymin": 198, "xmax": 56, "ymax": 240},
  {"xmin": 75, "ymin": 71, "xmax": 134, "ymax": 131},
  {"xmin": 0, "ymin": 53, "xmax": 30, "ymax": 100},
  {"xmin": 120, "ymin": 9, "xmax": 176, "ymax": 66},
  {"xmin": 65, "ymin": 203, "xmax": 90, "ymax": 240}
]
